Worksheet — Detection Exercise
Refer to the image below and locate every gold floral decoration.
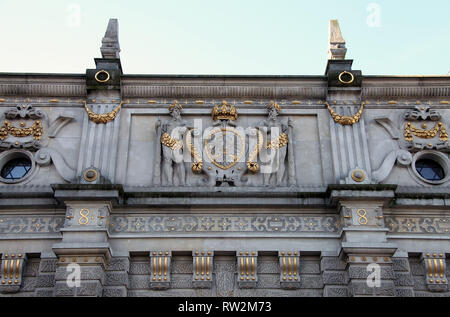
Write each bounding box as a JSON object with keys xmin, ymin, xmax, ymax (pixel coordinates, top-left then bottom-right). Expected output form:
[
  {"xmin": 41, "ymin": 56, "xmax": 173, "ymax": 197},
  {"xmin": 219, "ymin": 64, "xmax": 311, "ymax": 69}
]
[
  {"xmin": 0, "ymin": 120, "xmax": 43, "ymax": 141},
  {"xmin": 84, "ymin": 101, "xmax": 123, "ymax": 124},
  {"xmin": 247, "ymin": 129, "xmax": 264, "ymax": 173},
  {"xmin": 161, "ymin": 133, "xmax": 183, "ymax": 150},
  {"xmin": 404, "ymin": 122, "xmax": 448, "ymax": 142},
  {"xmin": 325, "ymin": 102, "xmax": 365, "ymax": 125},
  {"xmin": 186, "ymin": 129, "xmax": 203, "ymax": 173},
  {"xmin": 266, "ymin": 133, "xmax": 289, "ymax": 149}
]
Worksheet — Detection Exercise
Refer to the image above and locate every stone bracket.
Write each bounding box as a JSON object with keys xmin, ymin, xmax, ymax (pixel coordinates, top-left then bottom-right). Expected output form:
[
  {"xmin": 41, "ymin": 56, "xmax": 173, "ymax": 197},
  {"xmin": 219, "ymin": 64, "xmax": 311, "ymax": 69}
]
[
  {"xmin": 192, "ymin": 251, "xmax": 213, "ymax": 289},
  {"xmin": 0, "ymin": 253, "xmax": 27, "ymax": 293},
  {"xmin": 278, "ymin": 251, "xmax": 300, "ymax": 289},
  {"xmin": 237, "ymin": 251, "xmax": 258, "ymax": 289},
  {"xmin": 421, "ymin": 252, "xmax": 448, "ymax": 292},
  {"xmin": 150, "ymin": 251, "xmax": 171, "ymax": 289}
]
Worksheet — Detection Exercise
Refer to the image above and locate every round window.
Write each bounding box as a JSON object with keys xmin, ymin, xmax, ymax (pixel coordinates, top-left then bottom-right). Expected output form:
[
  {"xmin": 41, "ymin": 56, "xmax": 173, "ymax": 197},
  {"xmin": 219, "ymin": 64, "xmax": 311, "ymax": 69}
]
[
  {"xmin": 1, "ymin": 157, "xmax": 32, "ymax": 181},
  {"xmin": 410, "ymin": 151, "xmax": 449, "ymax": 185},
  {"xmin": 415, "ymin": 159, "xmax": 445, "ymax": 181},
  {"xmin": 0, "ymin": 150, "xmax": 36, "ymax": 184}
]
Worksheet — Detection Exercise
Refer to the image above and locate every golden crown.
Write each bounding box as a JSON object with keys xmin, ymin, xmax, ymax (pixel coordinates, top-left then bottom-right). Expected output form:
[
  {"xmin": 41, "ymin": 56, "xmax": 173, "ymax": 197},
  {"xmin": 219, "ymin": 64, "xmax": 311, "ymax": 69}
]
[
  {"xmin": 267, "ymin": 101, "xmax": 281, "ymax": 112},
  {"xmin": 212, "ymin": 101, "xmax": 238, "ymax": 121},
  {"xmin": 168, "ymin": 101, "xmax": 183, "ymax": 112}
]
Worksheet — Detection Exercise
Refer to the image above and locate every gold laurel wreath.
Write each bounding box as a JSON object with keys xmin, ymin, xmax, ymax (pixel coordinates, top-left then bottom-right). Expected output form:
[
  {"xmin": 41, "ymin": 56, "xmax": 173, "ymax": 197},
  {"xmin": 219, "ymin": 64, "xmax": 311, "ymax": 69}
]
[{"xmin": 84, "ymin": 101, "xmax": 123, "ymax": 124}]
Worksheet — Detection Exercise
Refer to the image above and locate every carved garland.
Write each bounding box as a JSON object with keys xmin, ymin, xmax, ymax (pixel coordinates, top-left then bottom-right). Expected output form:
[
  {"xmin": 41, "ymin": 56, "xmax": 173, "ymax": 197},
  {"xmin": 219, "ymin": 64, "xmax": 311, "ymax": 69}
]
[
  {"xmin": 161, "ymin": 133, "xmax": 183, "ymax": 150},
  {"xmin": 266, "ymin": 133, "xmax": 288, "ymax": 150},
  {"xmin": 0, "ymin": 120, "xmax": 43, "ymax": 141},
  {"xmin": 84, "ymin": 101, "xmax": 123, "ymax": 124},
  {"xmin": 404, "ymin": 122, "xmax": 448, "ymax": 142},
  {"xmin": 325, "ymin": 102, "xmax": 365, "ymax": 125},
  {"xmin": 247, "ymin": 129, "xmax": 264, "ymax": 173}
]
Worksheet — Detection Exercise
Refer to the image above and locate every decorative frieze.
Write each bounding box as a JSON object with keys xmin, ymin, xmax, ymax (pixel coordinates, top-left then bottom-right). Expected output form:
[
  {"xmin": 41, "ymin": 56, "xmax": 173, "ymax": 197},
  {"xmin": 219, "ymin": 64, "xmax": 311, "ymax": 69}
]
[
  {"xmin": 192, "ymin": 251, "xmax": 213, "ymax": 289},
  {"xmin": 64, "ymin": 203, "xmax": 111, "ymax": 230},
  {"xmin": 385, "ymin": 216, "xmax": 450, "ymax": 234},
  {"xmin": 110, "ymin": 215, "xmax": 339, "ymax": 234},
  {"xmin": 341, "ymin": 206, "xmax": 384, "ymax": 227},
  {"xmin": 0, "ymin": 216, "xmax": 64, "ymax": 234},
  {"xmin": 0, "ymin": 253, "xmax": 27, "ymax": 293},
  {"xmin": 237, "ymin": 251, "xmax": 258, "ymax": 289},
  {"xmin": 421, "ymin": 252, "xmax": 448, "ymax": 292},
  {"xmin": 278, "ymin": 251, "xmax": 300, "ymax": 289},
  {"xmin": 150, "ymin": 251, "xmax": 172, "ymax": 289}
]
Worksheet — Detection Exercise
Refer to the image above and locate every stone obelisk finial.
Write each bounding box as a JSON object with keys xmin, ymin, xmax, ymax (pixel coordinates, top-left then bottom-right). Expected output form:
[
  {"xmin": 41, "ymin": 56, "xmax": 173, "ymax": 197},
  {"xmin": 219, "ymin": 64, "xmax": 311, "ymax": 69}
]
[
  {"xmin": 100, "ymin": 18, "xmax": 121, "ymax": 59},
  {"xmin": 328, "ymin": 20, "xmax": 347, "ymax": 60}
]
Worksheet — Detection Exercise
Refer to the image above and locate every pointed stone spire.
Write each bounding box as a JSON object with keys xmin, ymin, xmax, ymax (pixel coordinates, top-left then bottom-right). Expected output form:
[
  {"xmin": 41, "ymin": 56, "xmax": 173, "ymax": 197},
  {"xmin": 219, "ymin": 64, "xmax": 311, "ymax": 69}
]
[
  {"xmin": 328, "ymin": 20, "xmax": 347, "ymax": 60},
  {"xmin": 101, "ymin": 19, "xmax": 121, "ymax": 59}
]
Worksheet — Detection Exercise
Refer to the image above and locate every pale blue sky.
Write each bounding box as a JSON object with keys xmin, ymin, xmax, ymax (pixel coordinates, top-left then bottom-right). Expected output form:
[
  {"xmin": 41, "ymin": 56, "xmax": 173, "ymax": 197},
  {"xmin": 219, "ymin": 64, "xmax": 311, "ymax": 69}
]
[{"xmin": 0, "ymin": 0, "xmax": 449, "ymax": 75}]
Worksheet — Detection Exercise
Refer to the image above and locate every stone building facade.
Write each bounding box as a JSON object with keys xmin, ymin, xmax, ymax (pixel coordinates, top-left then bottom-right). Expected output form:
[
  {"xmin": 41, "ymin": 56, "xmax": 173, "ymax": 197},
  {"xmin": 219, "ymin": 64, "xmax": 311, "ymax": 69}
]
[{"xmin": 0, "ymin": 19, "xmax": 448, "ymax": 297}]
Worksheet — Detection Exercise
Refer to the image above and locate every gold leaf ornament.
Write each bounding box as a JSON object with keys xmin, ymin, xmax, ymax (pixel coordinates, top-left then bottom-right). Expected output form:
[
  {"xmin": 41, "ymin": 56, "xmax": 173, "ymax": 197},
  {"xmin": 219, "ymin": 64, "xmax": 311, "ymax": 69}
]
[
  {"xmin": 325, "ymin": 102, "xmax": 365, "ymax": 125},
  {"xmin": 84, "ymin": 101, "xmax": 123, "ymax": 124}
]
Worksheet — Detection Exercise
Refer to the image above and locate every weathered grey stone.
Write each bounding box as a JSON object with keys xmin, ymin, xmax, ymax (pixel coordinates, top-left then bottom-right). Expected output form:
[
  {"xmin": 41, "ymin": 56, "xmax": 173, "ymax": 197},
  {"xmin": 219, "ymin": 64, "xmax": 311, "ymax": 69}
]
[
  {"xmin": 39, "ymin": 259, "xmax": 58, "ymax": 273},
  {"xmin": 299, "ymin": 275, "xmax": 324, "ymax": 289},
  {"xmin": 414, "ymin": 291, "xmax": 450, "ymax": 297},
  {"xmin": 129, "ymin": 262, "xmax": 150, "ymax": 275},
  {"xmin": 394, "ymin": 272, "xmax": 414, "ymax": 287},
  {"xmin": 34, "ymin": 288, "xmax": 54, "ymax": 297},
  {"xmin": 105, "ymin": 271, "xmax": 129, "ymax": 287},
  {"xmin": 395, "ymin": 288, "xmax": 414, "ymax": 297},
  {"xmin": 322, "ymin": 271, "xmax": 349, "ymax": 285},
  {"xmin": 171, "ymin": 274, "xmax": 193, "ymax": 289},
  {"xmin": 54, "ymin": 281, "xmax": 75, "ymax": 297},
  {"xmin": 256, "ymin": 274, "xmax": 280, "ymax": 289},
  {"xmin": 409, "ymin": 261, "xmax": 424, "ymax": 276},
  {"xmin": 129, "ymin": 275, "xmax": 150, "ymax": 290},
  {"xmin": 35, "ymin": 274, "xmax": 55, "ymax": 288},
  {"xmin": 106, "ymin": 258, "xmax": 130, "ymax": 272},
  {"xmin": 257, "ymin": 261, "xmax": 279, "ymax": 274},
  {"xmin": 172, "ymin": 261, "xmax": 193, "ymax": 274},
  {"xmin": 413, "ymin": 275, "xmax": 427, "ymax": 291},
  {"xmin": 392, "ymin": 258, "xmax": 411, "ymax": 272},
  {"xmin": 320, "ymin": 256, "xmax": 346, "ymax": 271},
  {"xmin": 323, "ymin": 285, "xmax": 348, "ymax": 297},
  {"xmin": 215, "ymin": 270, "xmax": 235, "ymax": 297},
  {"xmin": 348, "ymin": 265, "xmax": 394, "ymax": 279},
  {"xmin": 24, "ymin": 260, "xmax": 40, "ymax": 277},
  {"xmin": 55, "ymin": 266, "xmax": 105, "ymax": 284},
  {"xmin": 20, "ymin": 277, "xmax": 36, "ymax": 292},
  {"xmin": 128, "ymin": 289, "xmax": 198, "ymax": 297},
  {"xmin": 299, "ymin": 261, "xmax": 321, "ymax": 274},
  {"xmin": 77, "ymin": 280, "xmax": 103, "ymax": 297},
  {"xmin": 103, "ymin": 286, "xmax": 127, "ymax": 297},
  {"xmin": 349, "ymin": 280, "xmax": 395, "ymax": 296},
  {"xmin": 194, "ymin": 288, "xmax": 214, "ymax": 297},
  {"xmin": 214, "ymin": 261, "xmax": 236, "ymax": 273}
]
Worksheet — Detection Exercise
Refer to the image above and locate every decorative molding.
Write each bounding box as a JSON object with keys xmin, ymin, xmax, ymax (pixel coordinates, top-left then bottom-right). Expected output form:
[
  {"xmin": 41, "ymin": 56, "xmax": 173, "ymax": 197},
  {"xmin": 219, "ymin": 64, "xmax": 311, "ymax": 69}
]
[
  {"xmin": 421, "ymin": 252, "xmax": 448, "ymax": 292},
  {"xmin": 192, "ymin": 251, "xmax": 213, "ymax": 289},
  {"xmin": 385, "ymin": 216, "xmax": 450, "ymax": 234},
  {"xmin": 0, "ymin": 216, "xmax": 64, "ymax": 234},
  {"xmin": 109, "ymin": 215, "xmax": 340, "ymax": 234},
  {"xmin": 150, "ymin": 251, "xmax": 171, "ymax": 289},
  {"xmin": 237, "ymin": 251, "xmax": 258, "ymax": 288},
  {"xmin": 278, "ymin": 251, "xmax": 300, "ymax": 289},
  {"xmin": 0, "ymin": 253, "xmax": 27, "ymax": 293}
]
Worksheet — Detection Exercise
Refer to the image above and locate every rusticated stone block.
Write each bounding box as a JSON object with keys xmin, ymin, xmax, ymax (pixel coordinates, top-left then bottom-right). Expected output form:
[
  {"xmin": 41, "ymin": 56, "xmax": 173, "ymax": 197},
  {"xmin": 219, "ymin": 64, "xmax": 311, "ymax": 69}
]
[
  {"xmin": 24, "ymin": 260, "xmax": 40, "ymax": 277},
  {"xmin": 394, "ymin": 272, "xmax": 414, "ymax": 287},
  {"xmin": 257, "ymin": 274, "xmax": 280, "ymax": 289},
  {"xmin": 172, "ymin": 261, "xmax": 193, "ymax": 274},
  {"xmin": 322, "ymin": 271, "xmax": 349, "ymax": 285},
  {"xmin": 35, "ymin": 274, "xmax": 56, "ymax": 288},
  {"xmin": 409, "ymin": 262, "xmax": 425, "ymax": 276},
  {"xmin": 395, "ymin": 288, "xmax": 415, "ymax": 297},
  {"xmin": 215, "ymin": 270, "xmax": 234, "ymax": 297},
  {"xmin": 55, "ymin": 266, "xmax": 105, "ymax": 284},
  {"xmin": 171, "ymin": 274, "xmax": 193, "ymax": 289},
  {"xmin": 54, "ymin": 281, "xmax": 75, "ymax": 297},
  {"xmin": 349, "ymin": 280, "xmax": 395, "ymax": 296},
  {"xmin": 299, "ymin": 275, "xmax": 323, "ymax": 289},
  {"xmin": 214, "ymin": 261, "xmax": 235, "ymax": 273},
  {"xmin": 392, "ymin": 258, "xmax": 411, "ymax": 272},
  {"xmin": 413, "ymin": 275, "xmax": 427, "ymax": 291},
  {"xmin": 320, "ymin": 256, "xmax": 346, "ymax": 271},
  {"xmin": 78, "ymin": 280, "xmax": 103, "ymax": 297},
  {"xmin": 348, "ymin": 265, "xmax": 394, "ymax": 279},
  {"xmin": 39, "ymin": 258, "xmax": 58, "ymax": 273},
  {"xmin": 257, "ymin": 261, "xmax": 279, "ymax": 274},
  {"xmin": 129, "ymin": 275, "xmax": 150, "ymax": 290},
  {"xmin": 323, "ymin": 285, "xmax": 348, "ymax": 297},
  {"xmin": 105, "ymin": 271, "xmax": 129, "ymax": 287},
  {"xmin": 35, "ymin": 288, "xmax": 54, "ymax": 297},
  {"xmin": 20, "ymin": 277, "xmax": 36, "ymax": 292},
  {"xmin": 103, "ymin": 286, "xmax": 127, "ymax": 297},
  {"xmin": 129, "ymin": 262, "xmax": 150, "ymax": 275},
  {"xmin": 106, "ymin": 258, "xmax": 130, "ymax": 272},
  {"xmin": 299, "ymin": 261, "xmax": 321, "ymax": 274}
]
